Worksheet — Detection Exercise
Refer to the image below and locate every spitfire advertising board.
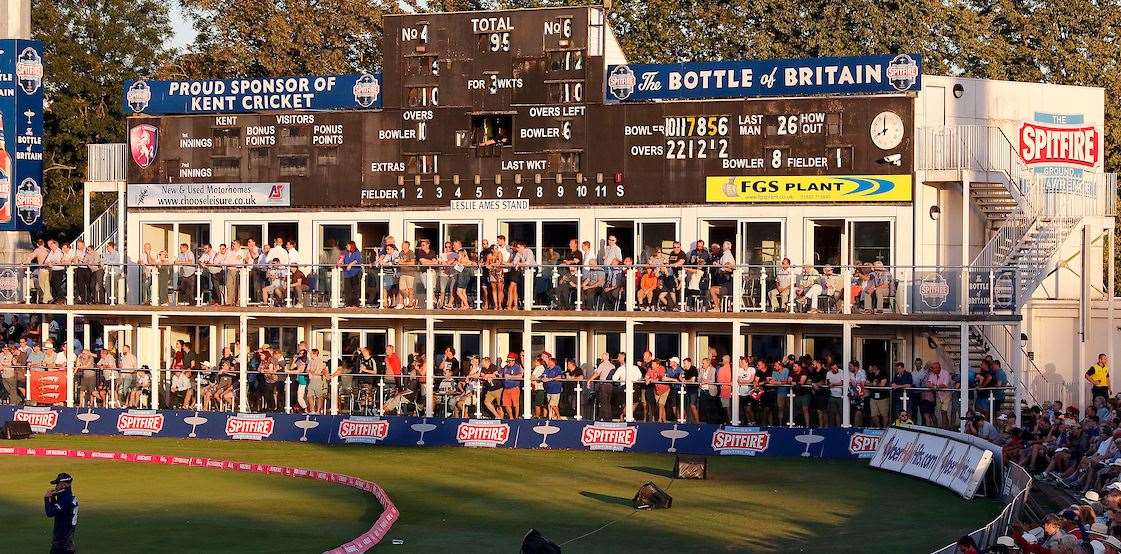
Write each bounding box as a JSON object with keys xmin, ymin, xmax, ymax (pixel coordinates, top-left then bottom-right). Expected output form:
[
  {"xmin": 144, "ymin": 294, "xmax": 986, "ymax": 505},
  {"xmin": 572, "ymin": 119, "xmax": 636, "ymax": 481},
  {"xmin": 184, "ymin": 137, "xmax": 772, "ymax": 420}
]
[
  {"xmin": 122, "ymin": 74, "xmax": 383, "ymax": 115},
  {"xmin": 606, "ymin": 54, "xmax": 922, "ymax": 102},
  {"xmin": 1018, "ymin": 111, "xmax": 1102, "ymax": 196},
  {"xmin": 127, "ymin": 95, "xmax": 914, "ymax": 208},
  {"xmin": 0, "ymin": 39, "xmax": 44, "ymax": 231}
]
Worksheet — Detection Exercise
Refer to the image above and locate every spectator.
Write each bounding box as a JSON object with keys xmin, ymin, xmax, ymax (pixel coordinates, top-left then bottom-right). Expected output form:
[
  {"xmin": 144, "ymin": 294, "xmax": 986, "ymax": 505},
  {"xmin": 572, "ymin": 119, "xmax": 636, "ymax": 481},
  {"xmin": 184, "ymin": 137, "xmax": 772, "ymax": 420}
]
[
  {"xmin": 768, "ymin": 258, "xmax": 793, "ymax": 311},
  {"xmin": 1088, "ymin": 353, "xmax": 1111, "ymax": 402},
  {"xmin": 480, "ymin": 356, "xmax": 503, "ymax": 418},
  {"xmin": 795, "ymin": 264, "xmax": 823, "ymax": 313},
  {"xmin": 501, "ymin": 353, "xmax": 523, "ymax": 419}
]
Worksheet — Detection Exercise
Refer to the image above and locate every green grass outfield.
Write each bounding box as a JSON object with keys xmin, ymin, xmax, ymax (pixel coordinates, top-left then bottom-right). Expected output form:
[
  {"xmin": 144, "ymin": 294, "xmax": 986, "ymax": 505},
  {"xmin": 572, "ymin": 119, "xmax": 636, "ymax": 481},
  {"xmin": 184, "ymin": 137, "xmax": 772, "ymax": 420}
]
[{"xmin": 0, "ymin": 435, "xmax": 1001, "ymax": 553}]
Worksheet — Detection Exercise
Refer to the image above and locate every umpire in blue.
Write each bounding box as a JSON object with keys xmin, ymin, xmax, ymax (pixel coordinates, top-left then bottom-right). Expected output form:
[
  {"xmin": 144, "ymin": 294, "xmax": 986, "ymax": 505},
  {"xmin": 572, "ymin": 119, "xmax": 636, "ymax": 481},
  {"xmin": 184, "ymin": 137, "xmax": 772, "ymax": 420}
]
[{"xmin": 44, "ymin": 472, "xmax": 78, "ymax": 554}]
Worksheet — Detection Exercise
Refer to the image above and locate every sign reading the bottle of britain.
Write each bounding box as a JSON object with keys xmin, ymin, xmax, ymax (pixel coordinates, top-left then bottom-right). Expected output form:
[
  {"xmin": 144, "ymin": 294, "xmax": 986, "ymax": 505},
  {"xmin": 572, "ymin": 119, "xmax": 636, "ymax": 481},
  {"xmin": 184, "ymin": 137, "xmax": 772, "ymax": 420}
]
[
  {"xmin": 0, "ymin": 39, "xmax": 45, "ymax": 232},
  {"xmin": 122, "ymin": 74, "xmax": 383, "ymax": 115},
  {"xmin": 606, "ymin": 54, "xmax": 921, "ymax": 102}
]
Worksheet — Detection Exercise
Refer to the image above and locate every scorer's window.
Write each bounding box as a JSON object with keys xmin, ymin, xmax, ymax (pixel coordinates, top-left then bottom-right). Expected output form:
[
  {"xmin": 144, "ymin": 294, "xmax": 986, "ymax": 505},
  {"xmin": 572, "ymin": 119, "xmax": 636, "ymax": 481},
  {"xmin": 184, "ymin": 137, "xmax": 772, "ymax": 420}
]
[{"xmin": 472, "ymin": 115, "xmax": 513, "ymax": 147}]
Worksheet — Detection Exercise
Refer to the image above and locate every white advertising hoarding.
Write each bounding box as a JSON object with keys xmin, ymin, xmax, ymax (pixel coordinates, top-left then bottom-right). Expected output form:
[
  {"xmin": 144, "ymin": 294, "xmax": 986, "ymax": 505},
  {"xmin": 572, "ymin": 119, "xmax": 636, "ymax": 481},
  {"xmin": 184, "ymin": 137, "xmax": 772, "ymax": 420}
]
[
  {"xmin": 870, "ymin": 425, "xmax": 993, "ymax": 499},
  {"xmin": 128, "ymin": 183, "xmax": 291, "ymax": 208}
]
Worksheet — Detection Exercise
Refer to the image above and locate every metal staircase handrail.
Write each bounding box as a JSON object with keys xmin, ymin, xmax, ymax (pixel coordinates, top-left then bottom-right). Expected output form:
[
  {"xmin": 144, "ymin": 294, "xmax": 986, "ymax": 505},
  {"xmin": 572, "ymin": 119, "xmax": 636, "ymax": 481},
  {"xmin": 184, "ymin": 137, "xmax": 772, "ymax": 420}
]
[{"xmin": 71, "ymin": 198, "xmax": 119, "ymax": 251}]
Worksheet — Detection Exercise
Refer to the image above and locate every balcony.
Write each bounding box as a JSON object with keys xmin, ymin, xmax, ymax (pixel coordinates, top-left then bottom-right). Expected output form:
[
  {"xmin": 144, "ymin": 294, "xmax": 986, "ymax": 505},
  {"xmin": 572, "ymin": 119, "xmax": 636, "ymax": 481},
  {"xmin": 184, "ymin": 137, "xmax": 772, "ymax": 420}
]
[
  {"xmin": 85, "ymin": 143, "xmax": 127, "ymax": 182},
  {"xmin": 0, "ymin": 261, "xmax": 1021, "ymax": 322}
]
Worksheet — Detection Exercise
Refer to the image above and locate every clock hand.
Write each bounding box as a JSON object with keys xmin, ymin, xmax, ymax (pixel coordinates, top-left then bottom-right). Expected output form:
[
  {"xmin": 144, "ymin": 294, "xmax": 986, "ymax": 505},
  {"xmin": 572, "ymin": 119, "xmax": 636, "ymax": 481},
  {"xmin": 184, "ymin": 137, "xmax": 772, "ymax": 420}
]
[{"xmin": 882, "ymin": 117, "xmax": 888, "ymax": 134}]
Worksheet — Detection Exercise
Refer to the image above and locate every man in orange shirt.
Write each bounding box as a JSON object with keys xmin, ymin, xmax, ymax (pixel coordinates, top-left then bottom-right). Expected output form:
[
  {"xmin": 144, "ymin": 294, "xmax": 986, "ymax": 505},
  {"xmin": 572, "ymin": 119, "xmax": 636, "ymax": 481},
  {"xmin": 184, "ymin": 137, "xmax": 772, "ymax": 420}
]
[
  {"xmin": 646, "ymin": 359, "xmax": 670, "ymax": 422},
  {"xmin": 384, "ymin": 345, "xmax": 402, "ymax": 386},
  {"xmin": 716, "ymin": 354, "xmax": 732, "ymax": 423}
]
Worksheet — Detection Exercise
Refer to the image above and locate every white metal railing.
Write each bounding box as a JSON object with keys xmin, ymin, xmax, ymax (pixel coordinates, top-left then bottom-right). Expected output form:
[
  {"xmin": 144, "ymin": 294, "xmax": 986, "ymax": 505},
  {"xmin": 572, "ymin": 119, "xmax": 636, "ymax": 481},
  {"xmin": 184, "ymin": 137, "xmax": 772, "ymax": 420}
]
[
  {"xmin": 86, "ymin": 143, "xmax": 127, "ymax": 182},
  {"xmin": 931, "ymin": 463, "xmax": 1032, "ymax": 554},
  {"xmin": 72, "ymin": 198, "xmax": 120, "ymax": 251}
]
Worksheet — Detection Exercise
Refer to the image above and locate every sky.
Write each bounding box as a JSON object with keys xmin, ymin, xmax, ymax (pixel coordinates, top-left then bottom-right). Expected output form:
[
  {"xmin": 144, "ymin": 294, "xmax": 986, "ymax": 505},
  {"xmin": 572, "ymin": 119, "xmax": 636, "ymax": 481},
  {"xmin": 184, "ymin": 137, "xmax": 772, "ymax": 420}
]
[{"xmin": 168, "ymin": 0, "xmax": 196, "ymax": 50}]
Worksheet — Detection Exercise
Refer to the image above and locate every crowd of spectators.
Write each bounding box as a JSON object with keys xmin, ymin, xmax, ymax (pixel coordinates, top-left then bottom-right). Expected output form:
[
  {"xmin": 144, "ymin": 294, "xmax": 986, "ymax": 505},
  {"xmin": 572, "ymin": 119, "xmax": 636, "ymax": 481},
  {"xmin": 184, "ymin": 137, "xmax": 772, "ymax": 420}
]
[
  {"xmin": 22, "ymin": 233, "xmax": 905, "ymax": 314},
  {"xmin": 951, "ymin": 359, "xmax": 1121, "ymax": 554}
]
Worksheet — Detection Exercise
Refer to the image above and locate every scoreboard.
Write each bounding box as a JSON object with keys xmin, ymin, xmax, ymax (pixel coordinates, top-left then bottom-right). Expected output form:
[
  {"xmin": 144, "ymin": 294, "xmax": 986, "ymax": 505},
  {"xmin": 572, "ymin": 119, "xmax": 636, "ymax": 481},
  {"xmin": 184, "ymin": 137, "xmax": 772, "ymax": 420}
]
[{"xmin": 126, "ymin": 7, "xmax": 915, "ymax": 209}]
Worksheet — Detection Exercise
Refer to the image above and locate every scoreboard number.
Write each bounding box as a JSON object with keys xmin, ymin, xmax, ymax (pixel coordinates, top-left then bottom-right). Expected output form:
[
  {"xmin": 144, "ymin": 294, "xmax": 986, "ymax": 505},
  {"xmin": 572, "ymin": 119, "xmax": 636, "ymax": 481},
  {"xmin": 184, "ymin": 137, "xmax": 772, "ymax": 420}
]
[{"xmin": 489, "ymin": 32, "xmax": 511, "ymax": 52}]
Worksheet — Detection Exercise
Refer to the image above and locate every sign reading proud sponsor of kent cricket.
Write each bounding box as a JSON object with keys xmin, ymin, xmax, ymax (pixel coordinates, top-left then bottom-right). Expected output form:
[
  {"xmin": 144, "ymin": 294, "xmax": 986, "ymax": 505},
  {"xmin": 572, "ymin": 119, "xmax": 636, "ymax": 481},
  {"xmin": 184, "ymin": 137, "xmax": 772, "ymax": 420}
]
[
  {"xmin": 122, "ymin": 74, "xmax": 383, "ymax": 115},
  {"xmin": 1019, "ymin": 112, "xmax": 1102, "ymax": 196},
  {"xmin": 579, "ymin": 422, "xmax": 638, "ymax": 451},
  {"xmin": 607, "ymin": 54, "xmax": 921, "ymax": 102},
  {"xmin": 116, "ymin": 410, "xmax": 165, "ymax": 436},
  {"xmin": 711, "ymin": 426, "xmax": 771, "ymax": 456},
  {"xmin": 455, "ymin": 419, "xmax": 510, "ymax": 448},
  {"xmin": 337, "ymin": 416, "xmax": 390, "ymax": 444},
  {"xmin": 225, "ymin": 413, "xmax": 275, "ymax": 440}
]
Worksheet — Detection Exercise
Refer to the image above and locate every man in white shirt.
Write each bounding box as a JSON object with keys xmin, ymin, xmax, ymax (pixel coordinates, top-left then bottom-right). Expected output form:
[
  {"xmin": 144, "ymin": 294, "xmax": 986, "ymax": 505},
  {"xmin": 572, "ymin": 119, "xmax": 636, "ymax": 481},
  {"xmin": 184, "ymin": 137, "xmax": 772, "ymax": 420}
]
[
  {"xmin": 223, "ymin": 240, "xmax": 245, "ymax": 305},
  {"xmin": 175, "ymin": 243, "xmax": 196, "ymax": 304},
  {"xmin": 270, "ymin": 238, "xmax": 290, "ymax": 266},
  {"xmin": 285, "ymin": 240, "xmax": 301, "ymax": 269},
  {"xmin": 198, "ymin": 243, "xmax": 218, "ymax": 303},
  {"xmin": 825, "ymin": 362, "xmax": 845, "ymax": 426},
  {"xmin": 600, "ymin": 235, "xmax": 623, "ymax": 266}
]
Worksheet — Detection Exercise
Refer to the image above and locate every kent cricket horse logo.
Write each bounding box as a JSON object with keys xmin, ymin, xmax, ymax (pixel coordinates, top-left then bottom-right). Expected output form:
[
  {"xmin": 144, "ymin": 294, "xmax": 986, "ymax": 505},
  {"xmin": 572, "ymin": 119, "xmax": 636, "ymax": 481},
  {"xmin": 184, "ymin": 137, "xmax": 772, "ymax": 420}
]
[{"xmin": 129, "ymin": 124, "xmax": 158, "ymax": 168}]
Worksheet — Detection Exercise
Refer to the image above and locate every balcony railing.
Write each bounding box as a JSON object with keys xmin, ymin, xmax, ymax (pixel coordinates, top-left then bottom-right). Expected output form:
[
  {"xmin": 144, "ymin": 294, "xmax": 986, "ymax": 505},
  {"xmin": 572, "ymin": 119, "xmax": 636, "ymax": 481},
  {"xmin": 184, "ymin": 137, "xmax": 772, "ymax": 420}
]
[
  {"xmin": 0, "ymin": 261, "xmax": 1023, "ymax": 318},
  {"xmin": 85, "ymin": 143, "xmax": 127, "ymax": 182}
]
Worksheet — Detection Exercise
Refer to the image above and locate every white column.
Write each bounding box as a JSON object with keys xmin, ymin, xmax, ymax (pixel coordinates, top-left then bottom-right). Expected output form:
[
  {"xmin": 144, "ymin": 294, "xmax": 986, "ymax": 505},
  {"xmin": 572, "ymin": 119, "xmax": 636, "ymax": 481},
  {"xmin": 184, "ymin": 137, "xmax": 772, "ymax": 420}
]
[
  {"xmin": 150, "ymin": 313, "xmax": 161, "ymax": 409},
  {"xmin": 731, "ymin": 320, "xmax": 743, "ymax": 425},
  {"xmin": 330, "ymin": 316, "xmax": 341, "ymax": 416},
  {"xmin": 238, "ymin": 267, "xmax": 249, "ymax": 308},
  {"xmin": 424, "ymin": 317, "xmax": 435, "ymax": 417},
  {"xmin": 624, "ymin": 319, "xmax": 635, "ymax": 422},
  {"xmin": 238, "ymin": 314, "xmax": 248, "ymax": 412},
  {"xmin": 522, "ymin": 318, "xmax": 532, "ymax": 418},
  {"xmin": 1109, "ymin": 227, "xmax": 1116, "ymax": 394},
  {"xmin": 1012, "ymin": 322, "xmax": 1023, "ymax": 427},
  {"xmin": 842, "ymin": 322, "xmax": 852, "ymax": 427},
  {"xmin": 625, "ymin": 268, "xmax": 636, "ymax": 311},
  {"xmin": 960, "ymin": 177, "xmax": 970, "ymax": 314},
  {"xmin": 959, "ymin": 322, "xmax": 969, "ymax": 432},
  {"xmin": 65, "ymin": 313, "xmax": 75, "ymax": 407},
  {"xmin": 1079, "ymin": 226, "xmax": 1090, "ymax": 412}
]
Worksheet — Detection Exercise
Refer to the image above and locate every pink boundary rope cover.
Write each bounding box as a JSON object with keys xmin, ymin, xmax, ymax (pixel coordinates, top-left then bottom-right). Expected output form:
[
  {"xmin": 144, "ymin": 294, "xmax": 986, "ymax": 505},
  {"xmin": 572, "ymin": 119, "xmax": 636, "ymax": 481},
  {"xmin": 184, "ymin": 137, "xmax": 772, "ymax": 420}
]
[{"xmin": 0, "ymin": 446, "xmax": 399, "ymax": 553}]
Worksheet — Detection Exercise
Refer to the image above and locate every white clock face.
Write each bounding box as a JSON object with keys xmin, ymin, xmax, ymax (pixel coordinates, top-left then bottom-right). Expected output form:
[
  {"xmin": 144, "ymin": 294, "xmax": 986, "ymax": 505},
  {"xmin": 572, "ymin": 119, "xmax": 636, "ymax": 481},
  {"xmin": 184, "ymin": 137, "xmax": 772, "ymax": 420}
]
[{"xmin": 870, "ymin": 111, "xmax": 905, "ymax": 150}]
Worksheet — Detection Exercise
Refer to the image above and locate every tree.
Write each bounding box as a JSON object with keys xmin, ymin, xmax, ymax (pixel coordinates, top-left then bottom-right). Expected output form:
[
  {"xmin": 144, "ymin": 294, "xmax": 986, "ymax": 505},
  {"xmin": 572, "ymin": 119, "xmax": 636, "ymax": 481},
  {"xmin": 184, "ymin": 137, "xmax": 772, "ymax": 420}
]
[
  {"xmin": 173, "ymin": 0, "xmax": 389, "ymax": 78},
  {"xmin": 32, "ymin": 0, "xmax": 172, "ymax": 240}
]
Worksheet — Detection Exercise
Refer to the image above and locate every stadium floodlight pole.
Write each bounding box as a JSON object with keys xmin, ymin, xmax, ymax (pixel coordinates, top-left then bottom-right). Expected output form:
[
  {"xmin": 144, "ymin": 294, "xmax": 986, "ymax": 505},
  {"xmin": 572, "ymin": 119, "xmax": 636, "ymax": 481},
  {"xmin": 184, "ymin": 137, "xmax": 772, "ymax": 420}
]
[
  {"xmin": 624, "ymin": 319, "xmax": 635, "ymax": 422},
  {"xmin": 238, "ymin": 314, "xmax": 248, "ymax": 413},
  {"xmin": 424, "ymin": 317, "xmax": 435, "ymax": 417},
  {"xmin": 65, "ymin": 312, "xmax": 75, "ymax": 407},
  {"xmin": 841, "ymin": 322, "xmax": 852, "ymax": 428},
  {"xmin": 522, "ymin": 318, "xmax": 532, "ymax": 419},
  {"xmin": 731, "ymin": 320, "xmax": 743, "ymax": 426},
  {"xmin": 959, "ymin": 322, "xmax": 969, "ymax": 433}
]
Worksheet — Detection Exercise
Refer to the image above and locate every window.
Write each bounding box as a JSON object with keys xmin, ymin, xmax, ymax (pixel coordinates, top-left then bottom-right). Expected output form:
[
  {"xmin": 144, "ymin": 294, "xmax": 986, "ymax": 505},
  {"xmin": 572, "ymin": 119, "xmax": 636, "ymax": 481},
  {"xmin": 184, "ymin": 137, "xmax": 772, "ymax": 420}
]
[
  {"xmin": 317, "ymin": 146, "xmax": 338, "ymax": 166},
  {"xmin": 851, "ymin": 221, "xmax": 891, "ymax": 265},
  {"xmin": 212, "ymin": 127, "xmax": 240, "ymax": 150},
  {"xmin": 278, "ymin": 154, "xmax": 308, "ymax": 177},
  {"xmin": 471, "ymin": 115, "xmax": 512, "ymax": 147},
  {"xmin": 546, "ymin": 81, "xmax": 584, "ymax": 104},
  {"xmin": 212, "ymin": 156, "xmax": 240, "ymax": 178},
  {"xmin": 319, "ymin": 225, "xmax": 352, "ymax": 265},
  {"xmin": 743, "ymin": 222, "xmax": 782, "ymax": 265},
  {"xmin": 404, "ymin": 154, "xmax": 438, "ymax": 174},
  {"xmin": 406, "ymin": 86, "xmax": 438, "ymax": 107},
  {"xmin": 546, "ymin": 151, "xmax": 580, "ymax": 173},
  {"xmin": 279, "ymin": 126, "xmax": 307, "ymax": 146},
  {"xmin": 548, "ymin": 50, "xmax": 584, "ymax": 72},
  {"xmin": 249, "ymin": 147, "xmax": 270, "ymax": 168}
]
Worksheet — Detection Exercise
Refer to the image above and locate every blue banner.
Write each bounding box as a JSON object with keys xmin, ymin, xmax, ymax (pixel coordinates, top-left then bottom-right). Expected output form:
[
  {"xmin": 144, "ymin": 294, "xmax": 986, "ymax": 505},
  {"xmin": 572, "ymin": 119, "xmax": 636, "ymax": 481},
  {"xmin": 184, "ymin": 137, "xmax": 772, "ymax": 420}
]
[
  {"xmin": 1, "ymin": 406, "xmax": 884, "ymax": 460},
  {"xmin": 606, "ymin": 54, "xmax": 921, "ymax": 102},
  {"xmin": 0, "ymin": 39, "xmax": 44, "ymax": 232},
  {"xmin": 123, "ymin": 73, "xmax": 383, "ymax": 115}
]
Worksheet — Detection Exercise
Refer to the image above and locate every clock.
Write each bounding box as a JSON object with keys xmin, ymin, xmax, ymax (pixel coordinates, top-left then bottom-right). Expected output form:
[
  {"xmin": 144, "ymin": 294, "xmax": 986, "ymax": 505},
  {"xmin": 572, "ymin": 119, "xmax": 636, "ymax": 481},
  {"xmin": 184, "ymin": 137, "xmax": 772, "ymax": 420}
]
[{"xmin": 870, "ymin": 111, "xmax": 904, "ymax": 150}]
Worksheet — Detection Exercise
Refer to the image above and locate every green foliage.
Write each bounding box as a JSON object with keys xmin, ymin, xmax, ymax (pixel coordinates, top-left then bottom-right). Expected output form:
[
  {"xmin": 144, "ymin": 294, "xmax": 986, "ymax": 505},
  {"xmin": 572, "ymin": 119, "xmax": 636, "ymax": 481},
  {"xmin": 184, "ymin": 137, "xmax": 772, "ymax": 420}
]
[{"xmin": 32, "ymin": 0, "xmax": 171, "ymax": 240}]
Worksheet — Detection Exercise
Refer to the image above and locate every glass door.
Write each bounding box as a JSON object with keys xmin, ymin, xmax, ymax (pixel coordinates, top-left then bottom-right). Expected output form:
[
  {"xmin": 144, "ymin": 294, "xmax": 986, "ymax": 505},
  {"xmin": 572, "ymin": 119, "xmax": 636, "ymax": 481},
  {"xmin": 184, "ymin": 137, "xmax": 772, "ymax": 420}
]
[
  {"xmin": 700, "ymin": 220, "xmax": 737, "ymax": 255},
  {"xmin": 636, "ymin": 221, "xmax": 678, "ymax": 263},
  {"xmin": 231, "ymin": 224, "xmax": 264, "ymax": 249},
  {"xmin": 806, "ymin": 219, "xmax": 845, "ymax": 267},
  {"xmin": 849, "ymin": 220, "xmax": 893, "ymax": 266},
  {"xmin": 318, "ymin": 224, "xmax": 354, "ymax": 265},
  {"xmin": 597, "ymin": 220, "xmax": 634, "ymax": 263},
  {"xmin": 442, "ymin": 222, "xmax": 481, "ymax": 251}
]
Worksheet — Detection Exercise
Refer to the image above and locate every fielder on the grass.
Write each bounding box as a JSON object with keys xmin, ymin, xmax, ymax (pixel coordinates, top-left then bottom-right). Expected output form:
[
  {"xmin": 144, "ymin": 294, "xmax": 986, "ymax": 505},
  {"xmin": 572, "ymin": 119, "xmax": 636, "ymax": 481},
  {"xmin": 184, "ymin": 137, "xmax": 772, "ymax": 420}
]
[{"xmin": 44, "ymin": 472, "xmax": 78, "ymax": 554}]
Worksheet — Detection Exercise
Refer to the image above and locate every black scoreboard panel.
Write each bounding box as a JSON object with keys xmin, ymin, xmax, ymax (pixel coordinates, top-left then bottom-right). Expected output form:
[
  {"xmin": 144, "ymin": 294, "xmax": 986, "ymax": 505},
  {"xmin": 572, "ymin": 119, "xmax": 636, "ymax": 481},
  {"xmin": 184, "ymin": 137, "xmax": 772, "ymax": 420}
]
[
  {"xmin": 127, "ymin": 95, "xmax": 913, "ymax": 208},
  {"xmin": 383, "ymin": 8, "xmax": 594, "ymax": 111}
]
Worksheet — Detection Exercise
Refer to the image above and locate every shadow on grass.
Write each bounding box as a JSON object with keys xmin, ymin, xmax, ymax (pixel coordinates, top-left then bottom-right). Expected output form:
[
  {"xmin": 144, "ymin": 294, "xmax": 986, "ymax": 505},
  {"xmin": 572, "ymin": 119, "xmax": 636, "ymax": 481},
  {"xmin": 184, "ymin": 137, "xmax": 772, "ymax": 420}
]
[
  {"xmin": 579, "ymin": 491, "xmax": 633, "ymax": 507},
  {"xmin": 621, "ymin": 465, "xmax": 674, "ymax": 479}
]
